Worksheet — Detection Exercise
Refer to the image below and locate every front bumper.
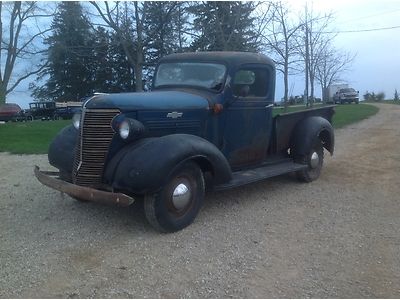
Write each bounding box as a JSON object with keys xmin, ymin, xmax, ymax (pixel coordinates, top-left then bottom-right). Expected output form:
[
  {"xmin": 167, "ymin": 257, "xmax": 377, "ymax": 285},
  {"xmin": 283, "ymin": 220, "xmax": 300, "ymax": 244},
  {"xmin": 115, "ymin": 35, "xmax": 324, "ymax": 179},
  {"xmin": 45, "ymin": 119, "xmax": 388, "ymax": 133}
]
[{"xmin": 34, "ymin": 166, "xmax": 134, "ymax": 206}]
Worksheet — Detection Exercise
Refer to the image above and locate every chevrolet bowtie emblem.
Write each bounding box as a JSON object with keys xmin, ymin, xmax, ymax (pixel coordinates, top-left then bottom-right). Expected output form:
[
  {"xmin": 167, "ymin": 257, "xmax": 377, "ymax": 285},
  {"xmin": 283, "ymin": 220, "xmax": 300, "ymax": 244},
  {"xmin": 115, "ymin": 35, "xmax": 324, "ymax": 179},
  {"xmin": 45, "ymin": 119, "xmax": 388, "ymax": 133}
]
[{"xmin": 167, "ymin": 111, "xmax": 183, "ymax": 119}]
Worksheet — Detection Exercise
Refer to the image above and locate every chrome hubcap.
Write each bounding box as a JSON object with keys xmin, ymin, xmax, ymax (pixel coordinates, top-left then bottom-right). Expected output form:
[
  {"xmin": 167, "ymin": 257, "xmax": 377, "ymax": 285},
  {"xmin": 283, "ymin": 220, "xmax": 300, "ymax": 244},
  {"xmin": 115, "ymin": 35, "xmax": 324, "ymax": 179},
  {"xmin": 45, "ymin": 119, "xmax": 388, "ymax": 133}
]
[
  {"xmin": 310, "ymin": 151, "xmax": 319, "ymax": 169},
  {"xmin": 172, "ymin": 183, "xmax": 191, "ymax": 210}
]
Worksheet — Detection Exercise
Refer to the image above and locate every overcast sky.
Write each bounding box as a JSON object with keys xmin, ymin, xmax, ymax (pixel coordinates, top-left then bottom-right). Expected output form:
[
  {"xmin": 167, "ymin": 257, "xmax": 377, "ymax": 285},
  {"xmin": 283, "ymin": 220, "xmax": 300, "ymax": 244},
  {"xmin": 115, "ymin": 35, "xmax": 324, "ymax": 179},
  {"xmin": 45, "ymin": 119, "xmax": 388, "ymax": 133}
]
[
  {"xmin": 276, "ymin": 0, "xmax": 400, "ymax": 101},
  {"xmin": 6, "ymin": 0, "xmax": 400, "ymax": 108}
]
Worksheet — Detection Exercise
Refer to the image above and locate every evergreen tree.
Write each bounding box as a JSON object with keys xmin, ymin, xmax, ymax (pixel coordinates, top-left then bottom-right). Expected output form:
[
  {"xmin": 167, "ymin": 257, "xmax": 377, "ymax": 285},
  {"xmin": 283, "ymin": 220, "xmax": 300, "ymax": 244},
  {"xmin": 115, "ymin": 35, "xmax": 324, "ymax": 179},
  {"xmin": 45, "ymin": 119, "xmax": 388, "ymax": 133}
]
[
  {"xmin": 32, "ymin": 2, "xmax": 94, "ymax": 102},
  {"xmin": 108, "ymin": 30, "xmax": 136, "ymax": 92},
  {"xmin": 143, "ymin": 2, "xmax": 189, "ymax": 64},
  {"xmin": 394, "ymin": 89, "xmax": 399, "ymax": 101},
  {"xmin": 90, "ymin": 27, "xmax": 113, "ymax": 93},
  {"xmin": 189, "ymin": 1, "xmax": 258, "ymax": 52}
]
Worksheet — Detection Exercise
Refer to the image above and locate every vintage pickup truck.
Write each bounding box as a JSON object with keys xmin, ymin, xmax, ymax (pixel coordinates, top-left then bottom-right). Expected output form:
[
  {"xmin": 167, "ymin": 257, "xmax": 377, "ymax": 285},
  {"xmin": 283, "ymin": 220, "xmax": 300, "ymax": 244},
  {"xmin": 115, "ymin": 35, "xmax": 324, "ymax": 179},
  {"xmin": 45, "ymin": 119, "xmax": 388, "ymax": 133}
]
[{"xmin": 35, "ymin": 52, "xmax": 335, "ymax": 232}]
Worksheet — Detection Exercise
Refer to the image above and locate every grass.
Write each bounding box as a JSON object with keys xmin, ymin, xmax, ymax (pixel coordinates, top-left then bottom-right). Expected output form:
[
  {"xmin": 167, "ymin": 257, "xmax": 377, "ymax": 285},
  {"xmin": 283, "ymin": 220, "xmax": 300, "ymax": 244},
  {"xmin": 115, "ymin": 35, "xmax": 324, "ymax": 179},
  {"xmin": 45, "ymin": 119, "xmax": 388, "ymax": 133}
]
[
  {"xmin": 380, "ymin": 100, "xmax": 400, "ymax": 105},
  {"xmin": 273, "ymin": 103, "xmax": 379, "ymax": 129},
  {"xmin": 332, "ymin": 104, "xmax": 379, "ymax": 128},
  {"xmin": 0, "ymin": 119, "xmax": 70, "ymax": 154},
  {"xmin": 0, "ymin": 103, "xmax": 379, "ymax": 154}
]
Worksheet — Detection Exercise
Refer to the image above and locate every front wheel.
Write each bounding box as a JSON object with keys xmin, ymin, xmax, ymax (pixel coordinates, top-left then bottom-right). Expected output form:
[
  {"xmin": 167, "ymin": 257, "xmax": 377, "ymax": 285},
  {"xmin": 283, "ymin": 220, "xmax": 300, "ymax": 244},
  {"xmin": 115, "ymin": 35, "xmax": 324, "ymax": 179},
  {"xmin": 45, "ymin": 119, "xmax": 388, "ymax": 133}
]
[
  {"xmin": 144, "ymin": 161, "xmax": 205, "ymax": 232},
  {"xmin": 296, "ymin": 140, "xmax": 324, "ymax": 182}
]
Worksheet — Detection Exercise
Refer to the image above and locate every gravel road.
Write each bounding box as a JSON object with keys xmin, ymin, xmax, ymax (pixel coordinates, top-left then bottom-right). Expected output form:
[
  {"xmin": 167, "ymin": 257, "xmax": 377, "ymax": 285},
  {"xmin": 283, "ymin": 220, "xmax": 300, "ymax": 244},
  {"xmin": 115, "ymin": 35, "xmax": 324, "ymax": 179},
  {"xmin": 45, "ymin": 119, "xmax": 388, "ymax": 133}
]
[{"xmin": 1, "ymin": 103, "xmax": 399, "ymax": 298}]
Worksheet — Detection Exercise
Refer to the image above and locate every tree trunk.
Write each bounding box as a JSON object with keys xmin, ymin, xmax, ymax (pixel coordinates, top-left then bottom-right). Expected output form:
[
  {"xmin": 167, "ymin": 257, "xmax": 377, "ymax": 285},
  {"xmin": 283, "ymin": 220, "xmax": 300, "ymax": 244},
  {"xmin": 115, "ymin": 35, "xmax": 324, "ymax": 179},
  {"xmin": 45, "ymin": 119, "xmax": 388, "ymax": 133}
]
[
  {"xmin": 134, "ymin": 2, "xmax": 143, "ymax": 92},
  {"xmin": 310, "ymin": 72, "xmax": 314, "ymax": 107},
  {"xmin": 0, "ymin": 85, "xmax": 6, "ymax": 105},
  {"xmin": 283, "ymin": 60, "xmax": 289, "ymax": 112}
]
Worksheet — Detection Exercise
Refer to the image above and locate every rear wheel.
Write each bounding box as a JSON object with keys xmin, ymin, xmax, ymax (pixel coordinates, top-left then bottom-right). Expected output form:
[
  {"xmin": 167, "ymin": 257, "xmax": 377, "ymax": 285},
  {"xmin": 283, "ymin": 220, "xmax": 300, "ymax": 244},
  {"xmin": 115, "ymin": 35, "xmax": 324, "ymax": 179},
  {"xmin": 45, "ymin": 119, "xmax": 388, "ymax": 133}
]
[
  {"xmin": 144, "ymin": 161, "xmax": 205, "ymax": 232},
  {"xmin": 296, "ymin": 140, "xmax": 324, "ymax": 182}
]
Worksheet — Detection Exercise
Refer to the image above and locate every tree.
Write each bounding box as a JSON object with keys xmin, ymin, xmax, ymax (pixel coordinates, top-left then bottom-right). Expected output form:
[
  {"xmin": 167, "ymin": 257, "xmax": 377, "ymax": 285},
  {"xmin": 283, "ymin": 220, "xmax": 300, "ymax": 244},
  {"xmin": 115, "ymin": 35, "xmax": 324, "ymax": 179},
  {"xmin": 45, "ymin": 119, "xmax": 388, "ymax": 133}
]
[
  {"xmin": 32, "ymin": 1, "xmax": 94, "ymax": 102},
  {"xmin": 189, "ymin": 1, "xmax": 258, "ymax": 52},
  {"xmin": 315, "ymin": 45, "xmax": 354, "ymax": 102},
  {"xmin": 143, "ymin": 1, "xmax": 188, "ymax": 64},
  {"xmin": 90, "ymin": 26, "xmax": 115, "ymax": 93},
  {"xmin": 0, "ymin": 2, "xmax": 53, "ymax": 105},
  {"xmin": 141, "ymin": 2, "xmax": 190, "ymax": 88},
  {"xmin": 90, "ymin": 1, "xmax": 146, "ymax": 92},
  {"xmin": 394, "ymin": 89, "xmax": 399, "ymax": 101},
  {"xmin": 297, "ymin": 4, "xmax": 334, "ymax": 107},
  {"xmin": 260, "ymin": 1, "xmax": 301, "ymax": 107}
]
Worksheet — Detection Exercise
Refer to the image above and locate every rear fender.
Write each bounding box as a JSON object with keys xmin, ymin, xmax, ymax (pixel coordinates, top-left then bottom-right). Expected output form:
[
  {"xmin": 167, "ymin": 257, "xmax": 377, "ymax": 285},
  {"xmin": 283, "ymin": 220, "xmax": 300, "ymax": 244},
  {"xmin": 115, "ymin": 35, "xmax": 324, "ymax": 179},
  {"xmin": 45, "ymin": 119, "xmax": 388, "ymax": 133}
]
[
  {"xmin": 104, "ymin": 134, "xmax": 232, "ymax": 194},
  {"xmin": 291, "ymin": 116, "xmax": 334, "ymax": 158}
]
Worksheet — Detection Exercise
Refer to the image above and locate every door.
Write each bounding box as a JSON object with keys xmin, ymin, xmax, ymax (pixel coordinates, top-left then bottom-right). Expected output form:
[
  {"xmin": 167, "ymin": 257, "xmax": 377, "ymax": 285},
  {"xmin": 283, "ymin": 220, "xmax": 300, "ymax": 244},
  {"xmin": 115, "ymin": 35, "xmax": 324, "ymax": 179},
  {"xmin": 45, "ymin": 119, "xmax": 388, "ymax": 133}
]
[{"xmin": 222, "ymin": 66, "xmax": 274, "ymax": 169}]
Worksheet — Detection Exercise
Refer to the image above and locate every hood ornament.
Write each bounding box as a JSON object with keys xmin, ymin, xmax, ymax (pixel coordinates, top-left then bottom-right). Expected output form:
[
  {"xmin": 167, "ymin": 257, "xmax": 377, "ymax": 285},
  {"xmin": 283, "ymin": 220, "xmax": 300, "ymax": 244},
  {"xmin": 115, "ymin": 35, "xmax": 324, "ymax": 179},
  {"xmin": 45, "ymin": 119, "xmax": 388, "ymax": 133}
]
[{"xmin": 167, "ymin": 111, "xmax": 183, "ymax": 119}]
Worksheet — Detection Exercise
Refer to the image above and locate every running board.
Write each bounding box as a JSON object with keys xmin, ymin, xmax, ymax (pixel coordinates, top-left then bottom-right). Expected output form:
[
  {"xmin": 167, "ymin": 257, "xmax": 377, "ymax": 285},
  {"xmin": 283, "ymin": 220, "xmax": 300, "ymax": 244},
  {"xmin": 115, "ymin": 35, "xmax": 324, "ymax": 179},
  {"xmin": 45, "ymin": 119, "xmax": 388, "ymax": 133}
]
[{"xmin": 214, "ymin": 161, "xmax": 307, "ymax": 191}]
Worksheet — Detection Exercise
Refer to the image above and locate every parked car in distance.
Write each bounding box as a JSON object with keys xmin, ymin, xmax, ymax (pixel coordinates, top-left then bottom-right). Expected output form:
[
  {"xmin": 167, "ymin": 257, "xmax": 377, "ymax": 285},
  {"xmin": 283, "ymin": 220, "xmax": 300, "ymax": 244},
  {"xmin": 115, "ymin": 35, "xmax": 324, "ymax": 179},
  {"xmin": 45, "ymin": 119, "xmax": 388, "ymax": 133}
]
[
  {"xmin": 20, "ymin": 101, "xmax": 58, "ymax": 121},
  {"xmin": 54, "ymin": 105, "xmax": 82, "ymax": 120},
  {"xmin": 0, "ymin": 103, "xmax": 22, "ymax": 122},
  {"xmin": 333, "ymin": 88, "xmax": 359, "ymax": 104}
]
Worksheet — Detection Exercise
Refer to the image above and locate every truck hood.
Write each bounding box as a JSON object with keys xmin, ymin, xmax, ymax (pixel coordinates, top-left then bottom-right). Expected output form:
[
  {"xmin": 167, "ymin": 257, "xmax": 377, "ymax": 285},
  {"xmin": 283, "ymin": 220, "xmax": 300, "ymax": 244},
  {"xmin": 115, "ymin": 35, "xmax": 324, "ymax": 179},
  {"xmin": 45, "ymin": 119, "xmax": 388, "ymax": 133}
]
[{"xmin": 84, "ymin": 91, "xmax": 210, "ymax": 111}]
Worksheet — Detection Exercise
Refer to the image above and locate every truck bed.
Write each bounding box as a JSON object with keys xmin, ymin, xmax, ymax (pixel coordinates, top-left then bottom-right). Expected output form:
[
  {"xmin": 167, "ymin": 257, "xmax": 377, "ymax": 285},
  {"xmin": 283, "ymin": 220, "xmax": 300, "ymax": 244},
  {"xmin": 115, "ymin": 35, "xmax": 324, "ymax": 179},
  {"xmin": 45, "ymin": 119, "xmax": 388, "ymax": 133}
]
[{"xmin": 271, "ymin": 105, "xmax": 335, "ymax": 153}]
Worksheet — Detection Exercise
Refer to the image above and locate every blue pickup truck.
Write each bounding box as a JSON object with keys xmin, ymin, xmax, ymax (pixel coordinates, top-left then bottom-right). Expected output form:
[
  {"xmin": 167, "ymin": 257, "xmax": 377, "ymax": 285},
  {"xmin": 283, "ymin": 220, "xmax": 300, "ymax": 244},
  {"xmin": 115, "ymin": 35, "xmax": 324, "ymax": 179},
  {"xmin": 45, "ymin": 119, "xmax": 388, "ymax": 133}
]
[{"xmin": 35, "ymin": 52, "xmax": 335, "ymax": 232}]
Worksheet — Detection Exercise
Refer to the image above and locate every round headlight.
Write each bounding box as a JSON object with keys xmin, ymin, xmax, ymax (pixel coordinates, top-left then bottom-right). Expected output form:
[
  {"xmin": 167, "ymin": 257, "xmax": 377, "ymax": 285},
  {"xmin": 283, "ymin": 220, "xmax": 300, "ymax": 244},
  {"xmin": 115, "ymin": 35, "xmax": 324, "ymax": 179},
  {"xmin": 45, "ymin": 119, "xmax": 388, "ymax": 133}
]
[
  {"xmin": 72, "ymin": 113, "xmax": 81, "ymax": 130},
  {"xmin": 119, "ymin": 120, "xmax": 130, "ymax": 139}
]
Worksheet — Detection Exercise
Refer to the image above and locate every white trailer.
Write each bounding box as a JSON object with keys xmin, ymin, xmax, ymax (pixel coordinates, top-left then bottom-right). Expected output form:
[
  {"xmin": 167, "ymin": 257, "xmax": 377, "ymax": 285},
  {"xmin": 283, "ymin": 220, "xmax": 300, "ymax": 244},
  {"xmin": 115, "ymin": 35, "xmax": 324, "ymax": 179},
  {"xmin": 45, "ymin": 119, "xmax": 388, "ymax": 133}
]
[{"xmin": 326, "ymin": 84, "xmax": 349, "ymax": 102}]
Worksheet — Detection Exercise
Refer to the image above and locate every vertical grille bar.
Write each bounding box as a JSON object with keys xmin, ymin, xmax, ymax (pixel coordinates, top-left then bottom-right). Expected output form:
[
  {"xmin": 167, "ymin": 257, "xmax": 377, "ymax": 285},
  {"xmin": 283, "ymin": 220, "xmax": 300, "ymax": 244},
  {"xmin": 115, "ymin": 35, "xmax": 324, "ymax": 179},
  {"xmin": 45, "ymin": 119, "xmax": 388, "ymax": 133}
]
[{"xmin": 72, "ymin": 108, "xmax": 120, "ymax": 187}]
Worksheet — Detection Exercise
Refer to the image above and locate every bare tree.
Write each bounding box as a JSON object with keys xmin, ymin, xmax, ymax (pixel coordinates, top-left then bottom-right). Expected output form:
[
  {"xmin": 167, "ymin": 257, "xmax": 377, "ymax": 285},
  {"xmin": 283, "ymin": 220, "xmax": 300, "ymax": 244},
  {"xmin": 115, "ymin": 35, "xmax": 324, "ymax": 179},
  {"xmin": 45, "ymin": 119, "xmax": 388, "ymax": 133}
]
[
  {"xmin": 297, "ymin": 4, "xmax": 334, "ymax": 107},
  {"xmin": 315, "ymin": 46, "xmax": 355, "ymax": 102},
  {"xmin": 260, "ymin": 1, "xmax": 302, "ymax": 107},
  {"xmin": 0, "ymin": 1, "xmax": 53, "ymax": 105},
  {"xmin": 90, "ymin": 1, "xmax": 146, "ymax": 92}
]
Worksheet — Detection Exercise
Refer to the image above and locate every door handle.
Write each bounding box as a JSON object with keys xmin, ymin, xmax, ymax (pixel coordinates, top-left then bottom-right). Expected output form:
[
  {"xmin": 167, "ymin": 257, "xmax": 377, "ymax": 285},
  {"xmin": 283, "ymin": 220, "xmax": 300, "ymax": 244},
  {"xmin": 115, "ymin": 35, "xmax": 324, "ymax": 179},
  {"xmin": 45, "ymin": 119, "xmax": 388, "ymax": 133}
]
[{"xmin": 265, "ymin": 104, "xmax": 274, "ymax": 108}]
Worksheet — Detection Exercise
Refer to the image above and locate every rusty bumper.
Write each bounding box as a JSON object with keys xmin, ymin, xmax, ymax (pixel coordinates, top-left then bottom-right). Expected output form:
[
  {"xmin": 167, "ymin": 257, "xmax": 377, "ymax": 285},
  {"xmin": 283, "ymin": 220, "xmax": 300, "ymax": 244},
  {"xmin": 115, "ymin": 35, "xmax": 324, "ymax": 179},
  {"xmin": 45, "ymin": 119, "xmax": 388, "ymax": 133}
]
[{"xmin": 34, "ymin": 166, "xmax": 134, "ymax": 207}]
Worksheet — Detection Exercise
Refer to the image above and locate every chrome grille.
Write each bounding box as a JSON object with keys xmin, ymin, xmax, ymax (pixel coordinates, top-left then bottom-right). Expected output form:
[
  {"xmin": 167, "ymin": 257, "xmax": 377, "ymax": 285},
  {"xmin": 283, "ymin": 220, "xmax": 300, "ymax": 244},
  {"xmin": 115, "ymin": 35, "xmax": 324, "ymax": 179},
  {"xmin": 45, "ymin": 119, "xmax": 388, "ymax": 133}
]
[{"xmin": 73, "ymin": 108, "xmax": 120, "ymax": 187}]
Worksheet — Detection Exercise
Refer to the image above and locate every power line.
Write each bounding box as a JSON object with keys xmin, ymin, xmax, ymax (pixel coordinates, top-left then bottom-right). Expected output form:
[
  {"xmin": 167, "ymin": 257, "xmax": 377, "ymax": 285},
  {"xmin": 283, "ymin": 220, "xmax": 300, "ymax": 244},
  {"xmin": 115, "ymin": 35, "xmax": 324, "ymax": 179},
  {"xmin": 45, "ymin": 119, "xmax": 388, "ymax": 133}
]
[
  {"xmin": 323, "ymin": 25, "xmax": 400, "ymax": 34},
  {"xmin": 340, "ymin": 8, "xmax": 400, "ymax": 24}
]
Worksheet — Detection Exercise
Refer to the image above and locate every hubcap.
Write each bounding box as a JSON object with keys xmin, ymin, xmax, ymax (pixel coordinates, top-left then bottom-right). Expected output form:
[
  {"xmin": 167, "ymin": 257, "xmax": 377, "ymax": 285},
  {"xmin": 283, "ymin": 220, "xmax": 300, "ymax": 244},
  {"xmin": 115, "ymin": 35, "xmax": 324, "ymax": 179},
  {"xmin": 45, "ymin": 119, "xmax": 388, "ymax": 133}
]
[
  {"xmin": 310, "ymin": 151, "xmax": 319, "ymax": 169},
  {"xmin": 172, "ymin": 183, "xmax": 191, "ymax": 210}
]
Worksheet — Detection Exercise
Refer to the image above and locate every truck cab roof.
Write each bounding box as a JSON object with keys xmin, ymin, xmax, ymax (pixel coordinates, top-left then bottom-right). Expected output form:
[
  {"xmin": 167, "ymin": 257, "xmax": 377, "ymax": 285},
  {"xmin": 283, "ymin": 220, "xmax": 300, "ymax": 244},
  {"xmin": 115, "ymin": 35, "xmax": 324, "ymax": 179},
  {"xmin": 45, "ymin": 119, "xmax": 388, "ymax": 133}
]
[{"xmin": 159, "ymin": 51, "xmax": 275, "ymax": 68}]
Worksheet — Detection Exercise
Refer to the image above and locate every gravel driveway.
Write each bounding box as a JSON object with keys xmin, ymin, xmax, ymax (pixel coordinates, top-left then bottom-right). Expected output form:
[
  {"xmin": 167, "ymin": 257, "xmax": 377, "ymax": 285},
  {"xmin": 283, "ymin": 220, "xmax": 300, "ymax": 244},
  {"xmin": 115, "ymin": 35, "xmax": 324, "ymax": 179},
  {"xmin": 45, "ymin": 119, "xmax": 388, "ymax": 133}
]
[{"xmin": 1, "ymin": 103, "xmax": 399, "ymax": 298}]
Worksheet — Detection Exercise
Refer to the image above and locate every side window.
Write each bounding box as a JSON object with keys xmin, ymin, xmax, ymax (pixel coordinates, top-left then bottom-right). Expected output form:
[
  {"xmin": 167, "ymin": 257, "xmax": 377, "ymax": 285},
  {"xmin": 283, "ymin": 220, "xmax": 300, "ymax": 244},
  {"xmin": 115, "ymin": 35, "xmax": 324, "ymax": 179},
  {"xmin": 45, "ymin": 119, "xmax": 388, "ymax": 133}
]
[{"xmin": 232, "ymin": 68, "xmax": 269, "ymax": 98}]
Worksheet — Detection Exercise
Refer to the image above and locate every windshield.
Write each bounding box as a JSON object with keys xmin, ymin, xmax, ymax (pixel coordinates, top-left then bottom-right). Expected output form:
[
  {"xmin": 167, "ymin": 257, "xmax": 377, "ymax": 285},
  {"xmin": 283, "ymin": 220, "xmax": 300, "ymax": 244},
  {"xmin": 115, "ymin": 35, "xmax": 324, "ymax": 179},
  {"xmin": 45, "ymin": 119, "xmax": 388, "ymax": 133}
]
[
  {"xmin": 341, "ymin": 88, "xmax": 355, "ymax": 93},
  {"xmin": 154, "ymin": 62, "xmax": 226, "ymax": 91}
]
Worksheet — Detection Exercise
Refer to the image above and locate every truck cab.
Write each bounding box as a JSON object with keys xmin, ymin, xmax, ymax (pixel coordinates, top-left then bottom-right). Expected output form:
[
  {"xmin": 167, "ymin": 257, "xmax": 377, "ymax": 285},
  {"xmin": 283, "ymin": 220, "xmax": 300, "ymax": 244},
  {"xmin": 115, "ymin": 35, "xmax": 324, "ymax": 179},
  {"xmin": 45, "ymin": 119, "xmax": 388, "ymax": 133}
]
[{"xmin": 35, "ymin": 52, "xmax": 335, "ymax": 232}]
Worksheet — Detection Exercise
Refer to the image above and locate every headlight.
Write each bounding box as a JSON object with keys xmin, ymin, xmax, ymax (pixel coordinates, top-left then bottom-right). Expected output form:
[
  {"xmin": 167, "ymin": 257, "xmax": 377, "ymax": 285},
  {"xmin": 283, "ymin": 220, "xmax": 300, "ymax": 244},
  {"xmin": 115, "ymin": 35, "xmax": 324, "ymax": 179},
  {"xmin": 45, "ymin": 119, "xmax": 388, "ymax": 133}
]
[
  {"xmin": 72, "ymin": 113, "xmax": 81, "ymax": 130},
  {"xmin": 119, "ymin": 120, "xmax": 130, "ymax": 139},
  {"xmin": 114, "ymin": 117, "xmax": 145, "ymax": 141}
]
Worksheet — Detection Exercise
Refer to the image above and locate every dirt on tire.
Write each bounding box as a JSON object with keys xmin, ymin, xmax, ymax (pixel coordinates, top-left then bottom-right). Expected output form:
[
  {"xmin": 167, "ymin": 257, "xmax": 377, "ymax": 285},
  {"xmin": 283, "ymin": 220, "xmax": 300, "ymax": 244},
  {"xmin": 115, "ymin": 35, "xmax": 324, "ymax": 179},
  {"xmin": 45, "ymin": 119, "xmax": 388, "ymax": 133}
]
[{"xmin": 1, "ymin": 103, "xmax": 399, "ymax": 298}]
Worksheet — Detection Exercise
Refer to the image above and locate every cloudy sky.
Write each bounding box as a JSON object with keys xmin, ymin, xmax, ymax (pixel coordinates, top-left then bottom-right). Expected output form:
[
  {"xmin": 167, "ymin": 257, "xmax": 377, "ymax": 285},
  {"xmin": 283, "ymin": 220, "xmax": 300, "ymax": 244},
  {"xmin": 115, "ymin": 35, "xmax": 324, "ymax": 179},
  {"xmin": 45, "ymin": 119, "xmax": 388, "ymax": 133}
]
[
  {"xmin": 6, "ymin": 0, "xmax": 400, "ymax": 108},
  {"xmin": 276, "ymin": 0, "xmax": 400, "ymax": 101}
]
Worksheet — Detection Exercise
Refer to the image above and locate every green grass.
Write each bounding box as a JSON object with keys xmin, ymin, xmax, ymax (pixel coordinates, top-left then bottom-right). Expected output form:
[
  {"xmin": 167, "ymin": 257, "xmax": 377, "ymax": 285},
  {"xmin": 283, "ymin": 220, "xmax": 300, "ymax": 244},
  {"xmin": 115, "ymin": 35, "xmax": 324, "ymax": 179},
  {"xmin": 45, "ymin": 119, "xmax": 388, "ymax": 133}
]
[
  {"xmin": 381, "ymin": 100, "xmax": 400, "ymax": 105},
  {"xmin": 0, "ymin": 103, "xmax": 379, "ymax": 154},
  {"xmin": 273, "ymin": 103, "xmax": 379, "ymax": 129},
  {"xmin": 332, "ymin": 104, "xmax": 379, "ymax": 128},
  {"xmin": 0, "ymin": 120, "xmax": 70, "ymax": 154}
]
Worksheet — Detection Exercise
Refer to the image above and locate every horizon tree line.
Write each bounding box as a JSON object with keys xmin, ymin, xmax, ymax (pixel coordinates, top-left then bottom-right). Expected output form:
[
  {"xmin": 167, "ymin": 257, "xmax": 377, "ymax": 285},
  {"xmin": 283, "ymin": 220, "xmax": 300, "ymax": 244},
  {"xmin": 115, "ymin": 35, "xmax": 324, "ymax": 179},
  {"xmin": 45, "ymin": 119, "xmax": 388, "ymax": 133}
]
[{"xmin": 0, "ymin": 1, "xmax": 355, "ymax": 105}]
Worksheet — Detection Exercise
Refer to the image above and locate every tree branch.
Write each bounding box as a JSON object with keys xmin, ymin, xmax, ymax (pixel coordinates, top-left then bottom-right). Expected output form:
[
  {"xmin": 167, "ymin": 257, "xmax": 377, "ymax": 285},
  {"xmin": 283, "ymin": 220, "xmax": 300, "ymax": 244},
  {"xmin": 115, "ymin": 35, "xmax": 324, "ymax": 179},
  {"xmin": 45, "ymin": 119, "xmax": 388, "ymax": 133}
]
[{"xmin": 6, "ymin": 62, "xmax": 49, "ymax": 95}]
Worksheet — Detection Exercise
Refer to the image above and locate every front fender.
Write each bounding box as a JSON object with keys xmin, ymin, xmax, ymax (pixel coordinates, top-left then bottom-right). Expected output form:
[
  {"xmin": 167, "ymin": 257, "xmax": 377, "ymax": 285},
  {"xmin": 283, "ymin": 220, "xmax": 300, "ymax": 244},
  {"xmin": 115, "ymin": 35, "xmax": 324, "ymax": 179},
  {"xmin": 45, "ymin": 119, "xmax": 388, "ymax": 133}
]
[
  {"xmin": 291, "ymin": 116, "xmax": 334, "ymax": 157},
  {"xmin": 104, "ymin": 134, "xmax": 232, "ymax": 194},
  {"xmin": 48, "ymin": 125, "xmax": 78, "ymax": 173}
]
